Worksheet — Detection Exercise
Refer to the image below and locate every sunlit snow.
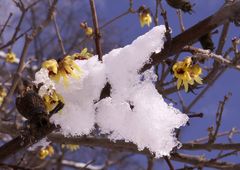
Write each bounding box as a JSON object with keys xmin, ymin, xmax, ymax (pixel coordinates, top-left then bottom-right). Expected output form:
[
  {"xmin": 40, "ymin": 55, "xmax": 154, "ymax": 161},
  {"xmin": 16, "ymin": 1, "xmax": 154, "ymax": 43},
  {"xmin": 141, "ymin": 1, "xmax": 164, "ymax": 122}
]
[{"xmin": 34, "ymin": 26, "xmax": 188, "ymax": 157}]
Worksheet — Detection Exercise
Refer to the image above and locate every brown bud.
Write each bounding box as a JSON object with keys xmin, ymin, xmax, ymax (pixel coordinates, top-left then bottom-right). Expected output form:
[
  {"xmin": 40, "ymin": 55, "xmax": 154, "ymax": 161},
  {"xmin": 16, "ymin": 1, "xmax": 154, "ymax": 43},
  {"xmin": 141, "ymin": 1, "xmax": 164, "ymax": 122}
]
[{"xmin": 166, "ymin": 0, "xmax": 194, "ymax": 13}]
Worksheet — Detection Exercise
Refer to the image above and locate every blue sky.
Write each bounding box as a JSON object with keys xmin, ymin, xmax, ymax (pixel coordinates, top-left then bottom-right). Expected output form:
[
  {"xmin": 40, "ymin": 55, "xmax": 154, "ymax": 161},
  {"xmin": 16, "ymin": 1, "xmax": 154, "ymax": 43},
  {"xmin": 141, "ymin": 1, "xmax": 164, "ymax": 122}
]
[{"xmin": 1, "ymin": 0, "xmax": 239, "ymax": 169}]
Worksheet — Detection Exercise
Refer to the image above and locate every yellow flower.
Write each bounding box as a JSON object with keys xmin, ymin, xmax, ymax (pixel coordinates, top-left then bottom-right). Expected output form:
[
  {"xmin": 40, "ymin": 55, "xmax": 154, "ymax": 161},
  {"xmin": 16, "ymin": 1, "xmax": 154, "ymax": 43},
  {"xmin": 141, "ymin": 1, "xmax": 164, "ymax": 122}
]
[
  {"xmin": 5, "ymin": 52, "xmax": 17, "ymax": 63},
  {"xmin": 139, "ymin": 13, "xmax": 152, "ymax": 27},
  {"xmin": 138, "ymin": 7, "xmax": 152, "ymax": 27},
  {"xmin": 62, "ymin": 144, "xmax": 80, "ymax": 151},
  {"xmin": 46, "ymin": 145, "xmax": 54, "ymax": 156},
  {"xmin": 72, "ymin": 48, "xmax": 93, "ymax": 60},
  {"xmin": 189, "ymin": 64, "xmax": 203, "ymax": 85},
  {"xmin": 42, "ymin": 56, "xmax": 82, "ymax": 86},
  {"xmin": 39, "ymin": 148, "xmax": 49, "ymax": 159},
  {"xmin": 58, "ymin": 56, "xmax": 82, "ymax": 86},
  {"xmin": 172, "ymin": 57, "xmax": 203, "ymax": 92},
  {"xmin": 0, "ymin": 86, "xmax": 7, "ymax": 105},
  {"xmin": 85, "ymin": 27, "xmax": 93, "ymax": 36},
  {"xmin": 173, "ymin": 62, "xmax": 193, "ymax": 92},
  {"xmin": 43, "ymin": 90, "xmax": 64, "ymax": 112},
  {"xmin": 42, "ymin": 59, "xmax": 59, "ymax": 80},
  {"xmin": 39, "ymin": 145, "xmax": 55, "ymax": 159},
  {"xmin": 80, "ymin": 22, "xmax": 93, "ymax": 36},
  {"xmin": 183, "ymin": 57, "xmax": 192, "ymax": 67}
]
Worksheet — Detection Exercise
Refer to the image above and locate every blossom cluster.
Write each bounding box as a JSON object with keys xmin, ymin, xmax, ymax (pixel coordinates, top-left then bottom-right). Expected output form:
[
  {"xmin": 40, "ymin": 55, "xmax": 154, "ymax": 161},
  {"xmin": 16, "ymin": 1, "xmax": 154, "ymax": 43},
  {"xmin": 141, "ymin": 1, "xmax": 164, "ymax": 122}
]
[
  {"xmin": 5, "ymin": 51, "xmax": 17, "ymax": 63},
  {"xmin": 38, "ymin": 145, "xmax": 54, "ymax": 159},
  {"xmin": 138, "ymin": 6, "xmax": 152, "ymax": 27},
  {"xmin": 172, "ymin": 57, "xmax": 203, "ymax": 92}
]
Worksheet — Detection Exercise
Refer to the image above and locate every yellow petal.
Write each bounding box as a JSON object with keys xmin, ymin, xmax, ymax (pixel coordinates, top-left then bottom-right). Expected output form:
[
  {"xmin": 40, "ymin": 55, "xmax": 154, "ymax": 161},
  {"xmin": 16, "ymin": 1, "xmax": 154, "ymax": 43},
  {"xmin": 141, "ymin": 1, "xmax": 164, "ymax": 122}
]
[
  {"xmin": 62, "ymin": 73, "xmax": 69, "ymax": 87},
  {"xmin": 0, "ymin": 97, "xmax": 4, "ymax": 105},
  {"xmin": 72, "ymin": 49, "xmax": 92, "ymax": 60},
  {"xmin": 39, "ymin": 149, "xmax": 49, "ymax": 159},
  {"xmin": 191, "ymin": 64, "xmax": 202, "ymax": 75},
  {"xmin": 80, "ymin": 48, "xmax": 88, "ymax": 55},
  {"xmin": 172, "ymin": 63, "xmax": 178, "ymax": 72},
  {"xmin": 0, "ymin": 87, "xmax": 7, "ymax": 97},
  {"xmin": 70, "ymin": 72, "xmax": 80, "ymax": 79},
  {"xmin": 62, "ymin": 144, "xmax": 80, "ymax": 151},
  {"xmin": 72, "ymin": 62, "xmax": 82, "ymax": 73},
  {"xmin": 183, "ymin": 80, "xmax": 189, "ymax": 92},
  {"xmin": 188, "ymin": 78, "xmax": 194, "ymax": 85},
  {"xmin": 5, "ymin": 52, "xmax": 17, "ymax": 63},
  {"xmin": 139, "ymin": 13, "xmax": 152, "ymax": 27},
  {"xmin": 85, "ymin": 27, "xmax": 93, "ymax": 36},
  {"xmin": 51, "ymin": 73, "xmax": 61, "ymax": 82},
  {"xmin": 140, "ymin": 18, "xmax": 145, "ymax": 27},
  {"xmin": 185, "ymin": 72, "xmax": 192, "ymax": 81},
  {"xmin": 43, "ymin": 90, "xmax": 64, "ymax": 112},
  {"xmin": 194, "ymin": 76, "xmax": 203, "ymax": 84},
  {"xmin": 42, "ymin": 59, "xmax": 58, "ymax": 74},
  {"xmin": 177, "ymin": 78, "xmax": 182, "ymax": 89},
  {"xmin": 183, "ymin": 57, "xmax": 192, "ymax": 67},
  {"xmin": 47, "ymin": 146, "xmax": 54, "ymax": 156}
]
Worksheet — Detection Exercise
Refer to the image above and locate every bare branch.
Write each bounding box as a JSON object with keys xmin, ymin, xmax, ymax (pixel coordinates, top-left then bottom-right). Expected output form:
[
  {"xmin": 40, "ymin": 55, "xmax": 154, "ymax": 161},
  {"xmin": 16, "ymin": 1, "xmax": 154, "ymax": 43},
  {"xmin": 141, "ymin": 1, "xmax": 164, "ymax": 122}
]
[
  {"xmin": 50, "ymin": 0, "xmax": 66, "ymax": 55},
  {"xmin": 183, "ymin": 46, "xmax": 240, "ymax": 70},
  {"xmin": 89, "ymin": 0, "xmax": 103, "ymax": 61},
  {"xmin": 0, "ymin": 13, "xmax": 13, "ymax": 38}
]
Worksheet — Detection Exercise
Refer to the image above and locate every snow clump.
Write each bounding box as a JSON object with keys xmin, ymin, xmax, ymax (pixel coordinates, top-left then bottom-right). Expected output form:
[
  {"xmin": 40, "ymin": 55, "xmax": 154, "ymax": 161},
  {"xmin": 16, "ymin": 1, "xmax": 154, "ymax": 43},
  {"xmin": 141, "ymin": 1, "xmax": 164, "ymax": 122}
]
[{"xmin": 34, "ymin": 25, "xmax": 188, "ymax": 157}]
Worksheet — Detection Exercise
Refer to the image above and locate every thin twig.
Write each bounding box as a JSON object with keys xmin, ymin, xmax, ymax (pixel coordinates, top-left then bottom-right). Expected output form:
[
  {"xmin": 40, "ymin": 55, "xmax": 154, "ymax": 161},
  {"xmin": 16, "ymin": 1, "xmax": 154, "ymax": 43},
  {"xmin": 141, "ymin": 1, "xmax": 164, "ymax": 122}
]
[
  {"xmin": 147, "ymin": 156, "xmax": 154, "ymax": 170},
  {"xmin": 183, "ymin": 46, "xmax": 240, "ymax": 70},
  {"xmin": 208, "ymin": 93, "xmax": 231, "ymax": 144},
  {"xmin": 164, "ymin": 156, "xmax": 174, "ymax": 170},
  {"xmin": 185, "ymin": 69, "xmax": 225, "ymax": 112},
  {"xmin": 99, "ymin": 11, "xmax": 131, "ymax": 30},
  {"xmin": 154, "ymin": 0, "xmax": 159, "ymax": 25},
  {"xmin": 49, "ymin": 0, "xmax": 66, "ymax": 55},
  {"xmin": 89, "ymin": 0, "xmax": 102, "ymax": 61},
  {"xmin": 176, "ymin": 10, "xmax": 185, "ymax": 32},
  {"xmin": 210, "ymin": 150, "xmax": 239, "ymax": 162},
  {"xmin": 157, "ymin": 54, "xmax": 179, "ymax": 87},
  {"xmin": 188, "ymin": 113, "xmax": 204, "ymax": 118},
  {"xmin": 159, "ymin": 0, "xmax": 171, "ymax": 41},
  {"xmin": 189, "ymin": 128, "xmax": 239, "ymax": 144},
  {"xmin": 172, "ymin": 153, "xmax": 240, "ymax": 170},
  {"xmin": 216, "ymin": 22, "xmax": 230, "ymax": 55},
  {"xmin": 177, "ymin": 91, "xmax": 187, "ymax": 112},
  {"xmin": 0, "ymin": 13, "xmax": 13, "ymax": 38},
  {"xmin": 0, "ymin": 163, "xmax": 32, "ymax": 170}
]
